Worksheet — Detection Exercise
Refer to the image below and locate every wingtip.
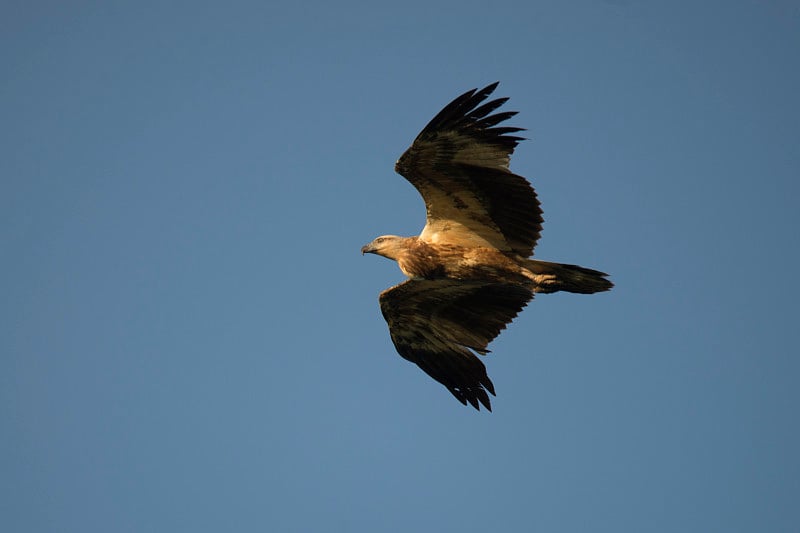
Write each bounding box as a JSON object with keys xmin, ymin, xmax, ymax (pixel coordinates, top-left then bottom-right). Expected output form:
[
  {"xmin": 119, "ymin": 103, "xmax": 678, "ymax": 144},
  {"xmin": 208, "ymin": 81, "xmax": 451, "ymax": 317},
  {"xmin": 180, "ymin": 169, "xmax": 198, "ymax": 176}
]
[
  {"xmin": 478, "ymin": 389, "xmax": 494, "ymax": 412},
  {"xmin": 484, "ymin": 81, "xmax": 500, "ymax": 93},
  {"xmin": 458, "ymin": 385, "xmax": 495, "ymax": 412},
  {"xmin": 473, "ymin": 82, "xmax": 500, "ymax": 102}
]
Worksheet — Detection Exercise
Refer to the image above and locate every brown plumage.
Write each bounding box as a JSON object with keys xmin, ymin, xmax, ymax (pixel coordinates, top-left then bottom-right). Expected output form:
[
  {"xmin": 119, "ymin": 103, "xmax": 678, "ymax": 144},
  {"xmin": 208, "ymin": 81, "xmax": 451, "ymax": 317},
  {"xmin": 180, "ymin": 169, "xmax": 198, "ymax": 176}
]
[{"xmin": 362, "ymin": 83, "xmax": 612, "ymax": 411}]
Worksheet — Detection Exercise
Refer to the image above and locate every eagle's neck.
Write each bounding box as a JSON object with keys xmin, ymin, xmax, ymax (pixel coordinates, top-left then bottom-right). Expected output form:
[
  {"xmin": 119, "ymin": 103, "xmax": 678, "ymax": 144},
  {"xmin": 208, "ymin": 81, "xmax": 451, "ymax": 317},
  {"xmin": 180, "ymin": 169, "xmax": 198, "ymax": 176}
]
[{"xmin": 397, "ymin": 238, "xmax": 447, "ymax": 279}]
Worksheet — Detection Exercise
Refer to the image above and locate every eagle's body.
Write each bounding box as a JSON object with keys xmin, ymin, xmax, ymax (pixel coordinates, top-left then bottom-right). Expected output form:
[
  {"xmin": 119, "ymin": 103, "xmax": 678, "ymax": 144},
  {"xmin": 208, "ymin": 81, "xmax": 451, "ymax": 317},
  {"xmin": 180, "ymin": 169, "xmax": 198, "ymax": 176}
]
[
  {"xmin": 366, "ymin": 237, "xmax": 526, "ymax": 283},
  {"xmin": 362, "ymin": 83, "xmax": 612, "ymax": 411}
]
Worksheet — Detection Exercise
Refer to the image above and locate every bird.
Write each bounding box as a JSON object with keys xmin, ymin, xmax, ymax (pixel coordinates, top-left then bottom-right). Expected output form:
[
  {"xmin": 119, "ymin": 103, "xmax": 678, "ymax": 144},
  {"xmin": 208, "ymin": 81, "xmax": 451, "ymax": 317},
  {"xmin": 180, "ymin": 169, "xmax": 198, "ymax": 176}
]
[{"xmin": 361, "ymin": 82, "xmax": 612, "ymax": 411}]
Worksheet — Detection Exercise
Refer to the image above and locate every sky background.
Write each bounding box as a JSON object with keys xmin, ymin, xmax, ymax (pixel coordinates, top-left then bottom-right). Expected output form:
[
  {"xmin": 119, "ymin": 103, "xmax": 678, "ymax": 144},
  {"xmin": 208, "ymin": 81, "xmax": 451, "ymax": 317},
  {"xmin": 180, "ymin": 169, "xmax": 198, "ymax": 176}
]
[{"xmin": 3, "ymin": 1, "xmax": 799, "ymax": 532}]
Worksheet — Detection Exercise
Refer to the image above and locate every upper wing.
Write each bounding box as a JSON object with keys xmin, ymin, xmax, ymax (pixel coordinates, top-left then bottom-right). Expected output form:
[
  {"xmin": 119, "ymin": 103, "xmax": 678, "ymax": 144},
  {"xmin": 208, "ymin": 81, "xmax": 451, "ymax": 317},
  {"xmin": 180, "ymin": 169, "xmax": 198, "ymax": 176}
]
[
  {"xmin": 395, "ymin": 82, "xmax": 543, "ymax": 257},
  {"xmin": 379, "ymin": 279, "xmax": 533, "ymax": 411}
]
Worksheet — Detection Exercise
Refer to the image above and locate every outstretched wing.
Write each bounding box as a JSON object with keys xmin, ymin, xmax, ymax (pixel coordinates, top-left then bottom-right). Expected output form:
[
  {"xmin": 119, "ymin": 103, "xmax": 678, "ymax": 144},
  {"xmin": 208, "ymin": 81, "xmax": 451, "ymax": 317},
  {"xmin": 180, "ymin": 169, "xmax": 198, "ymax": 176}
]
[
  {"xmin": 395, "ymin": 82, "xmax": 543, "ymax": 257},
  {"xmin": 379, "ymin": 279, "xmax": 533, "ymax": 411}
]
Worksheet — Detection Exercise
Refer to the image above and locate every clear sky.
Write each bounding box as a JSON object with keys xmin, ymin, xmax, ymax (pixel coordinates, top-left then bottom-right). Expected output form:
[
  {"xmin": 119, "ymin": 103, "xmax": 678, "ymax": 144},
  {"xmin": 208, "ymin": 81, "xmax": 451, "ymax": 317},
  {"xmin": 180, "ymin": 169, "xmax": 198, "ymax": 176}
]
[{"xmin": 3, "ymin": 1, "xmax": 799, "ymax": 532}]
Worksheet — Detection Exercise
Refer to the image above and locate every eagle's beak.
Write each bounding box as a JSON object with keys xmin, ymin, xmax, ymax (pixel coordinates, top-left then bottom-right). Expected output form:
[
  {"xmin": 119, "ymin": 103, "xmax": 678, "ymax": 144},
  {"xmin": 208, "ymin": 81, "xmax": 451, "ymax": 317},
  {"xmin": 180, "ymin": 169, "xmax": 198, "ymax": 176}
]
[{"xmin": 361, "ymin": 243, "xmax": 374, "ymax": 255}]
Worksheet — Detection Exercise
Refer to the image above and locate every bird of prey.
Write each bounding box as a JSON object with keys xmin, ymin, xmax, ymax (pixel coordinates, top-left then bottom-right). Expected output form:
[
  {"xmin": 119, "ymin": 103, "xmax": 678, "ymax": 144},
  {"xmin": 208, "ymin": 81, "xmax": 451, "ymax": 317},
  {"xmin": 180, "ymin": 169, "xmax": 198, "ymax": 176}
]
[{"xmin": 361, "ymin": 82, "xmax": 612, "ymax": 411}]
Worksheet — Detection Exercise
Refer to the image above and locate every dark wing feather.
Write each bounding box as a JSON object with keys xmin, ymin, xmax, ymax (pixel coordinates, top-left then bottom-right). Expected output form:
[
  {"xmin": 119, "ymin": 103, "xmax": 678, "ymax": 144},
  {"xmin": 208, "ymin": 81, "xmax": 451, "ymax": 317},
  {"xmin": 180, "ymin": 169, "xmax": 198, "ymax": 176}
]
[
  {"xmin": 395, "ymin": 82, "xmax": 543, "ymax": 257},
  {"xmin": 379, "ymin": 279, "xmax": 533, "ymax": 411}
]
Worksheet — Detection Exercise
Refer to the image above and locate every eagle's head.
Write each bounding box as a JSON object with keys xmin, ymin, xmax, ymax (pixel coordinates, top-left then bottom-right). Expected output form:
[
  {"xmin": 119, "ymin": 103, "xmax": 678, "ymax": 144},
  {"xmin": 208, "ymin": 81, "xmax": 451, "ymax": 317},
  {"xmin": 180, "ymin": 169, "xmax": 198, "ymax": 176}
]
[{"xmin": 361, "ymin": 235, "xmax": 410, "ymax": 261}]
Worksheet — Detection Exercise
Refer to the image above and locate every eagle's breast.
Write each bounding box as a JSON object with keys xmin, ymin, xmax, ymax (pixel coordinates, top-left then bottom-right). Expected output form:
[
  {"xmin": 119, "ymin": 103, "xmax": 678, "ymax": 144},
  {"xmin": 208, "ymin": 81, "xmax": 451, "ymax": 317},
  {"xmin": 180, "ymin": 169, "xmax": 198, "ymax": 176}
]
[{"xmin": 397, "ymin": 240, "xmax": 446, "ymax": 279}]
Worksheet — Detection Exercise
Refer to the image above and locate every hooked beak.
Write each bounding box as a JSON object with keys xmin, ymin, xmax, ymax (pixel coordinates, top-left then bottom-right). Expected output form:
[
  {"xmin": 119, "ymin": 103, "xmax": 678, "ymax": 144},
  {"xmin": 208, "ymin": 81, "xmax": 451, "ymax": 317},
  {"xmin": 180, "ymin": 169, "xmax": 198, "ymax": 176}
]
[{"xmin": 361, "ymin": 243, "xmax": 374, "ymax": 255}]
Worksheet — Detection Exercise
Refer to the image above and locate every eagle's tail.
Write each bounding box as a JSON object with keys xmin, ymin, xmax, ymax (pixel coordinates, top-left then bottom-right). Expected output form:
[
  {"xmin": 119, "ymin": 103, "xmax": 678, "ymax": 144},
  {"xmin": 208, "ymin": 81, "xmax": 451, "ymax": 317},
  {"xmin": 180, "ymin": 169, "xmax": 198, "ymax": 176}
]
[{"xmin": 523, "ymin": 259, "xmax": 613, "ymax": 294}]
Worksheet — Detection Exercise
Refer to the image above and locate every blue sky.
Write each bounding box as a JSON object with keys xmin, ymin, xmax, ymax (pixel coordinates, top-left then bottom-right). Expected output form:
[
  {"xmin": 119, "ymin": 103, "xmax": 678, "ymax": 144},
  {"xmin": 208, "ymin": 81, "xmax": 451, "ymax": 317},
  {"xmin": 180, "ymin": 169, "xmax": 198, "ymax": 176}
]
[{"xmin": 2, "ymin": 1, "xmax": 799, "ymax": 532}]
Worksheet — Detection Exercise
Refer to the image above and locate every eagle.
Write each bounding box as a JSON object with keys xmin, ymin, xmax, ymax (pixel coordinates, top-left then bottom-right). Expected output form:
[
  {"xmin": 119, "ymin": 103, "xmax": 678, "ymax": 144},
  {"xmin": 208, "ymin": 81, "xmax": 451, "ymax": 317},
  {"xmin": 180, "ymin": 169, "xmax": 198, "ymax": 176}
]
[{"xmin": 361, "ymin": 82, "xmax": 612, "ymax": 411}]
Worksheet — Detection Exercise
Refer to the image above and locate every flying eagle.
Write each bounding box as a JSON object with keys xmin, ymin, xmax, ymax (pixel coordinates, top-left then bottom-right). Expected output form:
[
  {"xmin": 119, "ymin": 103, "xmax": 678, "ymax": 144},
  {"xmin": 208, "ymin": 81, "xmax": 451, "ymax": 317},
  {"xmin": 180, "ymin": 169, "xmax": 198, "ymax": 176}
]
[{"xmin": 362, "ymin": 82, "xmax": 612, "ymax": 411}]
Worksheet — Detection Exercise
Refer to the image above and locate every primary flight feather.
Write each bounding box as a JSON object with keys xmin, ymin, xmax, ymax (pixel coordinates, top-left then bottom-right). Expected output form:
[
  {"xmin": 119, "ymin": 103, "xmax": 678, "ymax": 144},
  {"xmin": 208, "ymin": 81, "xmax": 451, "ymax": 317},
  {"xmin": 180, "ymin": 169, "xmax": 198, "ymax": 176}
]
[{"xmin": 362, "ymin": 82, "xmax": 612, "ymax": 411}]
